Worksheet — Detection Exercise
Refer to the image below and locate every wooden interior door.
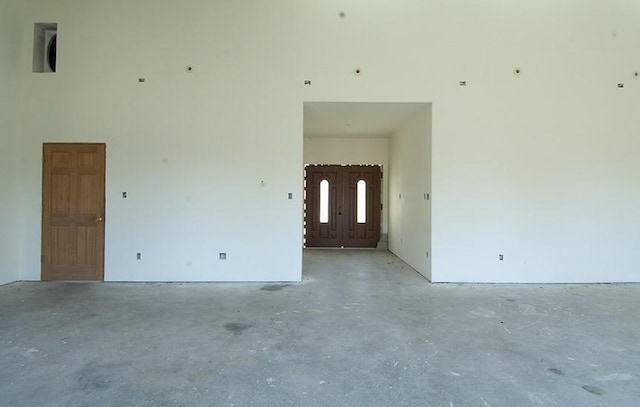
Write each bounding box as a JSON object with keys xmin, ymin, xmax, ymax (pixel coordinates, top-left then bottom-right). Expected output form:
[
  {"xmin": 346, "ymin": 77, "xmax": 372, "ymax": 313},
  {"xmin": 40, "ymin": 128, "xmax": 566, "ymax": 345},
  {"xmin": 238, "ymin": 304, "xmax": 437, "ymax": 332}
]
[
  {"xmin": 305, "ymin": 165, "xmax": 381, "ymax": 248},
  {"xmin": 42, "ymin": 143, "xmax": 106, "ymax": 281}
]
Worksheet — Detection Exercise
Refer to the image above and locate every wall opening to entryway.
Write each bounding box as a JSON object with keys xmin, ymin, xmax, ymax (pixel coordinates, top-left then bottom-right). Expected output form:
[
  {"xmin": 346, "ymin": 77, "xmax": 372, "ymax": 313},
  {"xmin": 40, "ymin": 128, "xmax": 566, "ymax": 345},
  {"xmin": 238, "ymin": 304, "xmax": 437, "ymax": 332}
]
[{"xmin": 303, "ymin": 102, "xmax": 432, "ymax": 280}]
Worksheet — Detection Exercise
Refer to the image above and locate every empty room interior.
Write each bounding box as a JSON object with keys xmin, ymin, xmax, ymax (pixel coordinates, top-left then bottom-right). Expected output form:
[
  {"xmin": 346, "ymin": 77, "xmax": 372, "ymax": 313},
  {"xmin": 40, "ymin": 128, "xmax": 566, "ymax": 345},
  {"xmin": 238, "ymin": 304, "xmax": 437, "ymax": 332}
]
[{"xmin": 1, "ymin": 0, "xmax": 639, "ymax": 405}]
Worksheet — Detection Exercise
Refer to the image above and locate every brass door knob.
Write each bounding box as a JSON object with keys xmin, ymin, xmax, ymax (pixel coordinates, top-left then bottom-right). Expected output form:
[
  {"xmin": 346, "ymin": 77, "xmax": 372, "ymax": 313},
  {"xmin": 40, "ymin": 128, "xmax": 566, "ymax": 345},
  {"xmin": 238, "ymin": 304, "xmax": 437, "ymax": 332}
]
[{"xmin": 96, "ymin": 217, "xmax": 103, "ymax": 223}]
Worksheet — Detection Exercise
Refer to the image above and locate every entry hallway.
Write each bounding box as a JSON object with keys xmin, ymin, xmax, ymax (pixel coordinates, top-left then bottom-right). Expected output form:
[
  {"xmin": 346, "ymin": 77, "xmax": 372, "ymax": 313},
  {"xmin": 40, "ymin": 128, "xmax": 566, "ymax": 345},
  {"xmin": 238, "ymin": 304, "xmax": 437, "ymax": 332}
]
[{"xmin": 1, "ymin": 250, "xmax": 639, "ymax": 406}]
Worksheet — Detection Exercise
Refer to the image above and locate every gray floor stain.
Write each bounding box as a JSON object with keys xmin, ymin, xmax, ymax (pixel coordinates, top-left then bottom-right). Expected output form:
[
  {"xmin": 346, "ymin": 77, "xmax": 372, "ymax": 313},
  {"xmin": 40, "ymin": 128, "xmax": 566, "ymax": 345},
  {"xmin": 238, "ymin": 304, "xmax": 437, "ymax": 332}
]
[
  {"xmin": 77, "ymin": 362, "xmax": 120, "ymax": 391},
  {"xmin": 224, "ymin": 322, "xmax": 253, "ymax": 335},
  {"xmin": 260, "ymin": 284, "xmax": 291, "ymax": 292},
  {"xmin": 548, "ymin": 368, "xmax": 563, "ymax": 375},
  {"xmin": 582, "ymin": 385, "xmax": 605, "ymax": 395}
]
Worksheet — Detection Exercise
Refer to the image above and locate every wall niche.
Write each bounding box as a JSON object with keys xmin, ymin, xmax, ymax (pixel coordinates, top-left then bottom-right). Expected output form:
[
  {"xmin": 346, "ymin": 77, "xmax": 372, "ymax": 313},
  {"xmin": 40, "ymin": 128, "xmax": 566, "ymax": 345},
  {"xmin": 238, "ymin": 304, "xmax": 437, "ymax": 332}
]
[{"xmin": 33, "ymin": 23, "xmax": 58, "ymax": 73}]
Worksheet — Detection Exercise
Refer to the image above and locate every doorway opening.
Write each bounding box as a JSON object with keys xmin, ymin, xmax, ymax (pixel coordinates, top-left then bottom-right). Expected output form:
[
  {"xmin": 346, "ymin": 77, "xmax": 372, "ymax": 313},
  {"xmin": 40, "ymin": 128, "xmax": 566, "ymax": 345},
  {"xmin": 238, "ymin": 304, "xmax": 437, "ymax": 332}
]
[{"xmin": 303, "ymin": 102, "xmax": 432, "ymax": 280}]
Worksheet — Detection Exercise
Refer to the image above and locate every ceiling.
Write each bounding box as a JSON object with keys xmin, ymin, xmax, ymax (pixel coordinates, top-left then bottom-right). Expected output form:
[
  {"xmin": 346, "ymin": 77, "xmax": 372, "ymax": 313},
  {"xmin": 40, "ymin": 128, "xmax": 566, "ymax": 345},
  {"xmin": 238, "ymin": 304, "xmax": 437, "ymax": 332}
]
[{"xmin": 303, "ymin": 102, "xmax": 428, "ymax": 139}]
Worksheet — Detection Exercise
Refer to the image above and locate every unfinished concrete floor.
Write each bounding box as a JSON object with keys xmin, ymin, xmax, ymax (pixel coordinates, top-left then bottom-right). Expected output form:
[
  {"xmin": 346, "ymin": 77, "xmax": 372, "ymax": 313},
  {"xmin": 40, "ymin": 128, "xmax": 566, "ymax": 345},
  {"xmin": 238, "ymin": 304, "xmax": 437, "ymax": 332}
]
[{"xmin": 1, "ymin": 250, "xmax": 639, "ymax": 406}]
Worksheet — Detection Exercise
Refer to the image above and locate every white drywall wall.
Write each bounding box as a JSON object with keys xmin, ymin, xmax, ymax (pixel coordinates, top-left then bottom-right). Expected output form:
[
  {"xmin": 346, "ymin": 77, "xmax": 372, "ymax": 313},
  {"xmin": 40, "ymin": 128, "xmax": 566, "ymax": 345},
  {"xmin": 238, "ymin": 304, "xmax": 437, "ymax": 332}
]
[
  {"xmin": 14, "ymin": 0, "xmax": 640, "ymax": 283},
  {"xmin": 0, "ymin": 0, "xmax": 22, "ymax": 285},
  {"xmin": 389, "ymin": 106, "xmax": 432, "ymax": 280},
  {"xmin": 304, "ymin": 136, "xmax": 389, "ymax": 234},
  {"xmin": 18, "ymin": 0, "xmax": 304, "ymax": 282}
]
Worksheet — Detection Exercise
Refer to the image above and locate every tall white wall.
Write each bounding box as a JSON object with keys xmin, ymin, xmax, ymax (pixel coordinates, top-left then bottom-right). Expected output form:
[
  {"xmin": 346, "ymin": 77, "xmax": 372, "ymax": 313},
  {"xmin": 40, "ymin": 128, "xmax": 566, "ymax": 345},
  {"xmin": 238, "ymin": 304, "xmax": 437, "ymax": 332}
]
[
  {"xmin": 304, "ymin": 137, "xmax": 389, "ymax": 234},
  {"xmin": 14, "ymin": 0, "xmax": 640, "ymax": 283},
  {"xmin": 0, "ymin": 0, "xmax": 22, "ymax": 285},
  {"xmin": 18, "ymin": 0, "xmax": 305, "ymax": 282},
  {"xmin": 389, "ymin": 107, "xmax": 432, "ymax": 280}
]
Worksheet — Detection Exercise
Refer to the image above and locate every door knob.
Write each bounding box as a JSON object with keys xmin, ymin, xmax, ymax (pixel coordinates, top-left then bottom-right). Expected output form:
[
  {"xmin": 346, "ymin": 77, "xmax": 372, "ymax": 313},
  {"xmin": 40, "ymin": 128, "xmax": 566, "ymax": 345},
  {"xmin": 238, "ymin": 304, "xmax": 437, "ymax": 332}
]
[{"xmin": 95, "ymin": 217, "xmax": 103, "ymax": 223}]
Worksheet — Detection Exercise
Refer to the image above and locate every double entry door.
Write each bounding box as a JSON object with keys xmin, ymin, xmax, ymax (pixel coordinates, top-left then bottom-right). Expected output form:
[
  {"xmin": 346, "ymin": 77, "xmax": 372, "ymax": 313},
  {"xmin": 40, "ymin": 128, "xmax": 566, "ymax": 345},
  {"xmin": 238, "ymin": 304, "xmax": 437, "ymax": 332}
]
[{"xmin": 305, "ymin": 165, "xmax": 381, "ymax": 248}]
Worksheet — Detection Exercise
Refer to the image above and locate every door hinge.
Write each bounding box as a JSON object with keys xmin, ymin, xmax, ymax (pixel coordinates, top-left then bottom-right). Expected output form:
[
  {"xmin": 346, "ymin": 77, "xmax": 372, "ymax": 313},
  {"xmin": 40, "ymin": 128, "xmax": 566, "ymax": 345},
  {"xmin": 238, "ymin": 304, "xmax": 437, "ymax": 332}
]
[
  {"xmin": 380, "ymin": 172, "xmax": 383, "ymax": 179},
  {"xmin": 380, "ymin": 203, "xmax": 383, "ymax": 210}
]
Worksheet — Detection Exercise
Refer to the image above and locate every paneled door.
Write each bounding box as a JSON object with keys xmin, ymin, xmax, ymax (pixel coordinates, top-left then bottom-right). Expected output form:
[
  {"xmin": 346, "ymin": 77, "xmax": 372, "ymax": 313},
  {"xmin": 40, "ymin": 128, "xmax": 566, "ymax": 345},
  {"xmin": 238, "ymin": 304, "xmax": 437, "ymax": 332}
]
[
  {"xmin": 305, "ymin": 165, "xmax": 381, "ymax": 248},
  {"xmin": 42, "ymin": 143, "xmax": 106, "ymax": 281}
]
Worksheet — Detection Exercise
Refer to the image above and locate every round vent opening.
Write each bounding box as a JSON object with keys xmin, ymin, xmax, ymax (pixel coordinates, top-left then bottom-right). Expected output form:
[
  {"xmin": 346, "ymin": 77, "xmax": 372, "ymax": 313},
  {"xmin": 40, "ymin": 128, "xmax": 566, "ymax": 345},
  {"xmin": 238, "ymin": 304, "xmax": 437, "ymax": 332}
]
[{"xmin": 47, "ymin": 34, "xmax": 57, "ymax": 72}]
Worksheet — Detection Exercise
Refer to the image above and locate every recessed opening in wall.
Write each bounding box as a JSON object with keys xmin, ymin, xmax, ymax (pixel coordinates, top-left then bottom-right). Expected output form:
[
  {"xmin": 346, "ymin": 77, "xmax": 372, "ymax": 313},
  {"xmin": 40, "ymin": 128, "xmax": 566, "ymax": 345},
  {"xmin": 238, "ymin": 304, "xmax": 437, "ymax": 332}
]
[
  {"xmin": 303, "ymin": 101, "xmax": 432, "ymax": 280},
  {"xmin": 33, "ymin": 23, "xmax": 58, "ymax": 73}
]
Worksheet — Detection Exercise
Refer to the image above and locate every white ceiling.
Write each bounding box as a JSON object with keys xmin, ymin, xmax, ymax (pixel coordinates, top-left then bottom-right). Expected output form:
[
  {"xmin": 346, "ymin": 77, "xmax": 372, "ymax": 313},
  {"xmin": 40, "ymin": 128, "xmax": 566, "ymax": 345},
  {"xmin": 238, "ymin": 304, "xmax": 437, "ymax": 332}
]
[{"xmin": 303, "ymin": 102, "xmax": 428, "ymax": 138}]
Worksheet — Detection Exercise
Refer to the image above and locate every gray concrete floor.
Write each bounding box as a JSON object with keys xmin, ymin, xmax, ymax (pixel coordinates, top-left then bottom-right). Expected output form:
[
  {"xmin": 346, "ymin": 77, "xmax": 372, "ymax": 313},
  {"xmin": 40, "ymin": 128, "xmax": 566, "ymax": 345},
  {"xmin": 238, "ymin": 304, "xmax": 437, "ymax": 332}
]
[{"xmin": 1, "ymin": 250, "xmax": 639, "ymax": 407}]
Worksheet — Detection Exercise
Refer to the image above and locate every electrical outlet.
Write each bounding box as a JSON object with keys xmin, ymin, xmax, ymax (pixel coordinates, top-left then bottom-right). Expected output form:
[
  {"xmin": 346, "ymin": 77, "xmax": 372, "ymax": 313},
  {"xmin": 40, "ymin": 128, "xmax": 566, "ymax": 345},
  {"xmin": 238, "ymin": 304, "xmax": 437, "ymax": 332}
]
[
  {"xmin": 219, "ymin": 253, "xmax": 227, "ymax": 260},
  {"xmin": 122, "ymin": 192, "xmax": 127, "ymax": 199},
  {"xmin": 136, "ymin": 253, "xmax": 141, "ymax": 260},
  {"xmin": 499, "ymin": 254, "xmax": 504, "ymax": 261}
]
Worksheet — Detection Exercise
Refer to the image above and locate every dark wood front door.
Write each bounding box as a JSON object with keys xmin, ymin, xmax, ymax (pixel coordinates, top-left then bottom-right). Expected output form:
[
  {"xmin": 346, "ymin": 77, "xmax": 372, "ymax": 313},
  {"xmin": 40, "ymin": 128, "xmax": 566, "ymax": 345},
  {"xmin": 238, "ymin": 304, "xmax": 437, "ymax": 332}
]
[
  {"xmin": 305, "ymin": 165, "xmax": 381, "ymax": 248},
  {"xmin": 42, "ymin": 143, "xmax": 106, "ymax": 281}
]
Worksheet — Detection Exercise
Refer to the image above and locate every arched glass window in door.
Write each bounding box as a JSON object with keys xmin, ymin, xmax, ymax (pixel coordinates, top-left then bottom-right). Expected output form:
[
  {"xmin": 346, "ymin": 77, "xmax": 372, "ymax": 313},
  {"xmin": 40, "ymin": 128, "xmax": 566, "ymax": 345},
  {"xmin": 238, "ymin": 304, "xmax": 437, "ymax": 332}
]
[
  {"xmin": 320, "ymin": 179, "xmax": 329, "ymax": 223},
  {"xmin": 357, "ymin": 180, "xmax": 366, "ymax": 223}
]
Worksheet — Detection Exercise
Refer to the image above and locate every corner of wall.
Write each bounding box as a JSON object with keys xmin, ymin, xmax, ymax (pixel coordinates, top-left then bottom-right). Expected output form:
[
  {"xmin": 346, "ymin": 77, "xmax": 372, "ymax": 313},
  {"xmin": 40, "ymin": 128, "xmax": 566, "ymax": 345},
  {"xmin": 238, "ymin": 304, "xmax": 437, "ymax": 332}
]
[{"xmin": 0, "ymin": 0, "xmax": 24, "ymax": 284}]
